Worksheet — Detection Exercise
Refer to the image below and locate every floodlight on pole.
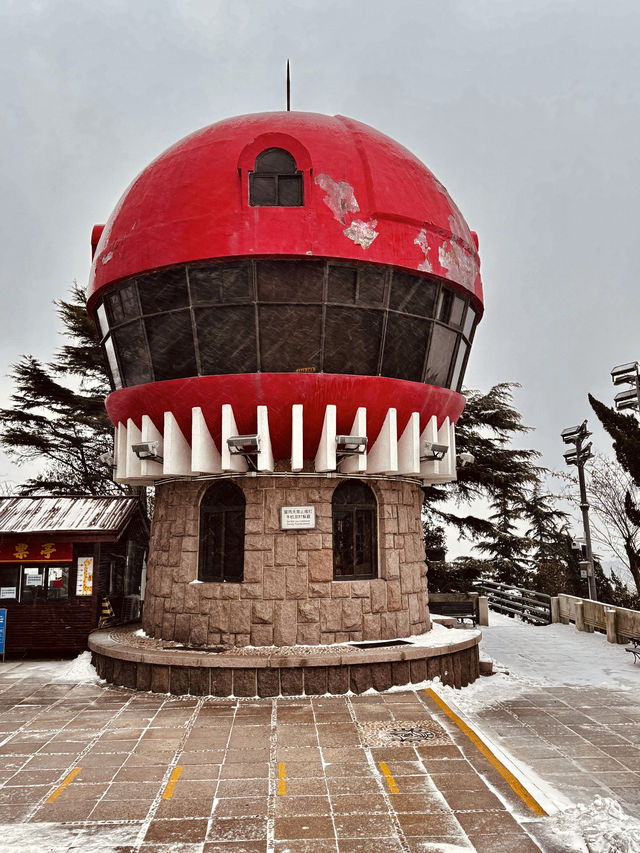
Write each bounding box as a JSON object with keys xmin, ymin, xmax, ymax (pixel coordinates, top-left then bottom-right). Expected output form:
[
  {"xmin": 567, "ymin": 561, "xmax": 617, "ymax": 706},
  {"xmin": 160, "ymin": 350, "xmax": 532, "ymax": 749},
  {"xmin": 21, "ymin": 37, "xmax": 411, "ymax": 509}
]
[
  {"xmin": 560, "ymin": 419, "xmax": 597, "ymax": 601},
  {"xmin": 611, "ymin": 361, "xmax": 640, "ymax": 413}
]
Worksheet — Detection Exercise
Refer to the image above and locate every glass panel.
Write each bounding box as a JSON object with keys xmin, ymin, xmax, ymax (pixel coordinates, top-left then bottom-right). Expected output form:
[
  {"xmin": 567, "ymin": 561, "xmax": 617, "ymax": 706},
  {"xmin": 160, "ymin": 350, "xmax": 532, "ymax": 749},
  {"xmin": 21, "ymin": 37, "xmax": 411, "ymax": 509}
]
[
  {"xmin": 333, "ymin": 481, "xmax": 376, "ymax": 506},
  {"xmin": 357, "ymin": 267, "xmax": 386, "ymax": 305},
  {"xmin": 390, "ymin": 271, "xmax": 438, "ymax": 317},
  {"xmin": 333, "ymin": 509, "xmax": 354, "ymax": 577},
  {"xmin": 21, "ymin": 566, "xmax": 44, "ymax": 603},
  {"xmin": 96, "ymin": 303, "xmax": 109, "ymax": 338},
  {"xmin": 259, "ymin": 305, "xmax": 322, "ymax": 372},
  {"xmin": 0, "ymin": 565, "xmax": 19, "ymax": 601},
  {"xmin": 255, "ymin": 148, "xmax": 297, "ymax": 173},
  {"xmin": 199, "ymin": 511, "xmax": 224, "ymax": 582},
  {"xmin": 278, "ymin": 174, "xmax": 303, "ymax": 206},
  {"xmin": 323, "ymin": 307, "xmax": 384, "ymax": 376},
  {"xmin": 251, "ymin": 175, "xmax": 277, "ymax": 205},
  {"xmin": 450, "ymin": 340, "xmax": 468, "ymax": 391},
  {"xmin": 195, "ymin": 306, "xmax": 257, "ymax": 375},
  {"xmin": 328, "ymin": 266, "xmax": 357, "ymax": 304},
  {"xmin": 424, "ymin": 325, "xmax": 457, "ymax": 387},
  {"xmin": 138, "ymin": 268, "xmax": 188, "ymax": 315},
  {"xmin": 257, "ymin": 261, "xmax": 323, "ymax": 303},
  {"xmin": 463, "ymin": 305, "xmax": 476, "ymax": 339},
  {"xmin": 189, "ymin": 266, "xmax": 223, "ymax": 304},
  {"xmin": 107, "ymin": 283, "xmax": 139, "ymax": 325},
  {"xmin": 221, "ymin": 266, "xmax": 252, "ymax": 302},
  {"xmin": 381, "ymin": 314, "xmax": 429, "ymax": 382},
  {"xmin": 104, "ymin": 337, "xmax": 123, "ymax": 389},
  {"xmin": 437, "ymin": 289, "xmax": 453, "ymax": 323},
  {"xmin": 113, "ymin": 321, "xmax": 153, "ymax": 387},
  {"xmin": 145, "ymin": 311, "xmax": 197, "ymax": 381},
  {"xmin": 223, "ymin": 509, "xmax": 245, "ymax": 582},
  {"xmin": 47, "ymin": 566, "xmax": 69, "ymax": 601},
  {"xmin": 355, "ymin": 509, "xmax": 374, "ymax": 576},
  {"xmin": 450, "ymin": 295, "xmax": 466, "ymax": 328}
]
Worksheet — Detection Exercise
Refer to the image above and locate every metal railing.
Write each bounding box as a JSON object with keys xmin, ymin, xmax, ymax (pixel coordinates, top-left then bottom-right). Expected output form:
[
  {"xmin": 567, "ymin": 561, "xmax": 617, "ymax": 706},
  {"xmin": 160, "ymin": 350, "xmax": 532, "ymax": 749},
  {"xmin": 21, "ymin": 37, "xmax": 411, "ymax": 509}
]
[{"xmin": 474, "ymin": 580, "xmax": 552, "ymax": 626}]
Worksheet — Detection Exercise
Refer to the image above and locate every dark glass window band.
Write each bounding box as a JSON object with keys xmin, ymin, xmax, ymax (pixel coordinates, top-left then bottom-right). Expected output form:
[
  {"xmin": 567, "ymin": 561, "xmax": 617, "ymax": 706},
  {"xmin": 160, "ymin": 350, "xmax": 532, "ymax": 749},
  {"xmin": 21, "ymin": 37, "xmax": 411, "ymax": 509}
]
[{"xmin": 97, "ymin": 259, "xmax": 477, "ymax": 393}]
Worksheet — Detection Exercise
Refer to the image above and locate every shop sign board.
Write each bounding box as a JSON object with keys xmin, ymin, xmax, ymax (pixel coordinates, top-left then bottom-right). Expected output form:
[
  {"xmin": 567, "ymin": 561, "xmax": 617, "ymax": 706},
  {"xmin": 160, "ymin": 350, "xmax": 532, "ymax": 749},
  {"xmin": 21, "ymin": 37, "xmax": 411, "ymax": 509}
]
[
  {"xmin": 281, "ymin": 506, "xmax": 316, "ymax": 530},
  {"xmin": 76, "ymin": 557, "xmax": 94, "ymax": 596},
  {"xmin": 0, "ymin": 539, "xmax": 73, "ymax": 563}
]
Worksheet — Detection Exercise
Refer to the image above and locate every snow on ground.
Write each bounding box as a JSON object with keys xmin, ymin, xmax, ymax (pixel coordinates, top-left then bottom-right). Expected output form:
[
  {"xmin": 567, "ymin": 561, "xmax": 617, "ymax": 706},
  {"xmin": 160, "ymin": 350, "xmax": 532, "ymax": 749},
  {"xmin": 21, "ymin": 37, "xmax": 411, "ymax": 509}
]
[
  {"xmin": 51, "ymin": 650, "xmax": 101, "ymax": 683},
  {"xmin": 536, "ymin": 796, "xmax": 640, "ymax": 853}
]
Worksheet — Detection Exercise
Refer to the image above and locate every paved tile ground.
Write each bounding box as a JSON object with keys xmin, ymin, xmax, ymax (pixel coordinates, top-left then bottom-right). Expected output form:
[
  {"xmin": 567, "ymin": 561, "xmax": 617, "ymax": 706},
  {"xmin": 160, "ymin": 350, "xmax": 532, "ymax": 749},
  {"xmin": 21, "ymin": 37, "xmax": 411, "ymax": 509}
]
[
  {"xmin": 461, "ymin": 685, "xmax": 640, "ymax": 818},
  {"xmin": 0, "ymin": 661, "xmax": 547, "ymax": 853}
]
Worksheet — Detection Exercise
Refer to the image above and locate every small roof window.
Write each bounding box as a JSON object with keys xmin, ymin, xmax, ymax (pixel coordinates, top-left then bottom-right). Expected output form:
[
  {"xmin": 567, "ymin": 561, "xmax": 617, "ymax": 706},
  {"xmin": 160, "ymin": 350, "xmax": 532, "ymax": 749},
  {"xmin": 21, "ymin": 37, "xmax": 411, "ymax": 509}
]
[{"xmin": 249, "ymin": 147, "xmax": 303, "ymax": 207}]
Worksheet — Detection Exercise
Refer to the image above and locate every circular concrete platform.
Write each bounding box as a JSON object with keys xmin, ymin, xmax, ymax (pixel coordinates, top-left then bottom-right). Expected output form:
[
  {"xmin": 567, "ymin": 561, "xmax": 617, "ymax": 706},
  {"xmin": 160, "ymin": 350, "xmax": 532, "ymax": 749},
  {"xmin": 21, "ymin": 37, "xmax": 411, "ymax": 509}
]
[{"xmin": 89, "ymin": 623, "xmax": 481, "ymax": 696}]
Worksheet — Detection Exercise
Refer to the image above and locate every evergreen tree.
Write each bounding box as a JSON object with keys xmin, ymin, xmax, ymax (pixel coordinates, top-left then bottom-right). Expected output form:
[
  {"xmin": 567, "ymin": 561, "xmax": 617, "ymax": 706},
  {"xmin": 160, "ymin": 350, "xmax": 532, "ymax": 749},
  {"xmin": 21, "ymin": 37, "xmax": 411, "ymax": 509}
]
[
  {"xmin": 423, "ymin": 383, "xmax": 544, "ymax": 586},
  {"xmin": 588, "ymin": 393, "xmax": 640, "ymax": 484},
  {"xmin": 0, "ymin": 283, "xmax": 123, "ymax": 495}
]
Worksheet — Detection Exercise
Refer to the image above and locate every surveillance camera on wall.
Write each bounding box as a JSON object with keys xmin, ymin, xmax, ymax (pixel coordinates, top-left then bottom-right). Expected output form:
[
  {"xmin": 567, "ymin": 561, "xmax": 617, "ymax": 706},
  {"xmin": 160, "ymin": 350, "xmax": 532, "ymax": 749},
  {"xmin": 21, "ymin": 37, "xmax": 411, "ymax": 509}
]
[{"xmin": 457, "ymin": 451, "xmax": 475, "ymax": 467}]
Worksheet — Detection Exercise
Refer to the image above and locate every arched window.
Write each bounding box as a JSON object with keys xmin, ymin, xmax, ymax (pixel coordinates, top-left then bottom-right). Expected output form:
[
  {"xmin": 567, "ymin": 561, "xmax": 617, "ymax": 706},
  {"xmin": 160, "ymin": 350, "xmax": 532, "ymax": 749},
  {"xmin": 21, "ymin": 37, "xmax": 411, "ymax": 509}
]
[
  {"xmin": 198, "ymin": 481, "xmax": 245, "ymax": 582},
  {"xmin": 249, "ymin": 148, "xmax": 304, "ymax": 207},
  {"xmin": 332, "ymin": 480, "xmax": 378, "ymax": 580}
]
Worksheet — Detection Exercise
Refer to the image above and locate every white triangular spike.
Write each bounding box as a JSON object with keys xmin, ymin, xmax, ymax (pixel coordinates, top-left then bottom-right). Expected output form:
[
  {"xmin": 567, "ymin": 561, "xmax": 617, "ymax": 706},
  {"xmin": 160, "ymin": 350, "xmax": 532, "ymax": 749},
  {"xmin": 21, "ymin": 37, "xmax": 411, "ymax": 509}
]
[
  {"xmin": 367, "ymin": 409, "xmax": 398, "ymax": 474},
  {"xmin": 315, "ymin": 405, "xmax": 337, "ymax": 472},
  {"xmin": 140, "ymin": 415, "xmax": 164, "ymax": 478},
  {"xmin": 125, "ymin": 419, "xmax": 142, "ymax": 480},
  {"xmin": 448, "ymin": 421, "xmax": 457, "ymax": 482},
  {"xmin": 338, "ymin": 407, "xmax": 367, "ymax": 473},
  {"xmin": 291, "ymin": 404, "xmax": 304, "ymax": 472},
  {"xmin": 430, "ymin": 417, "xmax": 456, "ymax": 482},
  {"xmin": 397, "ymin": 412, "xmax": 421, "ymax": 475},
  {"xmin": 221, "ymin": 404, "xmax": 249, "ymax": 472},
  {"xmin": 112, "ymin": 424, "xmax": 125, "ymax": 483},
  {"xmin": 163, "ymin": 412, "xmax": 191, "ymax": 476},
  {"xmin": 191, "ymin": 407, "xmax": 222, "ymax": 474},
  {"xmin": 419, "ymin": 415, "xmax": 439, "ymax": 480},
  {"xmin": 256, "ymin": 406, "xmax": 274, "ymax": 472}
]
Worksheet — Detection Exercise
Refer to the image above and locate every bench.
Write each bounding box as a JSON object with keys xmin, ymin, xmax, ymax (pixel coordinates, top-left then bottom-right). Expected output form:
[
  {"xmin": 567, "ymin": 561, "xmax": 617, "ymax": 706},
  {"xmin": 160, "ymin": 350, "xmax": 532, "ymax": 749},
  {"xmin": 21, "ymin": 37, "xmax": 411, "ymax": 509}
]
[
  {"xmin": 431, "ymin": 600, "xmax": 477, "ymax": 626},
  {"xmin": 625, "ymin": 636, "xmax": 640, "ymax": 664}
]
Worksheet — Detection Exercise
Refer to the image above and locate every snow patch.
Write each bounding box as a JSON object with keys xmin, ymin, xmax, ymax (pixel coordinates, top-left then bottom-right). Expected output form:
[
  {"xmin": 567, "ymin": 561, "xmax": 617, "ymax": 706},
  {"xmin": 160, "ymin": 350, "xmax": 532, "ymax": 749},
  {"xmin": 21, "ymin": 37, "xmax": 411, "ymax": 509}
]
[
  {"xmin": 540, "ymin": 796, "xmax": 640, "ymax": 853},
  {"xmin": 52, "ymin": 650, "xmax": 100, "ymax": 684}
]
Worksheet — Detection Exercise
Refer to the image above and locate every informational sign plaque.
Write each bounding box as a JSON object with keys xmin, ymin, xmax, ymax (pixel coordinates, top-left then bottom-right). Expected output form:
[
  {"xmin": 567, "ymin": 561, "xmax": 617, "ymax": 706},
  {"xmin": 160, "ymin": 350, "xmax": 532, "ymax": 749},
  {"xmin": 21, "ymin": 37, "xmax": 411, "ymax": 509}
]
[
  {"xmin": 76, "ymin": 557, "xmax": 94, "ymax": 596},
  {"xmin": 0, "ymin": 588, "xmax": 15, "ymax": 600},
  {"xmin": 0, "ymin": 609, "xmax": 6, "ymax": 657},
  {"xmin": 281, "ymin": 506, "xmax": 316, "ymax": 530}
]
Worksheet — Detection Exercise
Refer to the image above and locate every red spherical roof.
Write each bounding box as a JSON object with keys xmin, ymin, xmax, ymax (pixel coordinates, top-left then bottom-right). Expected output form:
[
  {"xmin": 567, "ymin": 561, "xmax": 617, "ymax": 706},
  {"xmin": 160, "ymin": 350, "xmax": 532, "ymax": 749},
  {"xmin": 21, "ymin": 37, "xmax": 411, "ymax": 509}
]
[{"xmin": 87, "ymin": 111, "xmax": 482, "ymax": 311}]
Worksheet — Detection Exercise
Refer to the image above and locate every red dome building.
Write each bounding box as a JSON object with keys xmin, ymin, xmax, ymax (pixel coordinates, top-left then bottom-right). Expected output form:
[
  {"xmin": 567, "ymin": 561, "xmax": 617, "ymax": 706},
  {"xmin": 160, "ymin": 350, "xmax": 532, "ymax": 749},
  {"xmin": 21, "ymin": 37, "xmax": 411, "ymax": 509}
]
[{"xmin": 88, "ymin": 111, "xmax": 483, "ymax": 694}]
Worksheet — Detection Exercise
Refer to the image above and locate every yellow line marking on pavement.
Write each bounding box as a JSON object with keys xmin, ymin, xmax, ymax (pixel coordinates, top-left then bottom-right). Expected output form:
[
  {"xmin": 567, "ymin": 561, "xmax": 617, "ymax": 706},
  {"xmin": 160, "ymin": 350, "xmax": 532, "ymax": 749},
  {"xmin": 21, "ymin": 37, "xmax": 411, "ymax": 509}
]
[
  {"xmin": 46, "ymin": 767, "xmax": 82, "ymax": 803},
  {"xmin": 278, "ymin": 761, "xmax": 287, "ymax": 795},
  {"xmin": 378, "ymin": 761, "xmax": 399, "ymax": 793},
  {"xmin": 425, "ymin": 689, "xmax": 547, "ymax": 816},
  {"xmin": 162, "ymin": 766, "xmax": 183, "ymax": 799}
]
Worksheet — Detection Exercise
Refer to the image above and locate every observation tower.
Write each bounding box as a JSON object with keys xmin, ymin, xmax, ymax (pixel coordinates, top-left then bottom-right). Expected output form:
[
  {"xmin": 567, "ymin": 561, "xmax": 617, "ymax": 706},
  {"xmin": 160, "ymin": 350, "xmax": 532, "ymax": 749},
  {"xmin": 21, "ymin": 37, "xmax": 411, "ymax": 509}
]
[{"xmin": 87, "ymin": 111, "xmax": 484, "ymax": 694}]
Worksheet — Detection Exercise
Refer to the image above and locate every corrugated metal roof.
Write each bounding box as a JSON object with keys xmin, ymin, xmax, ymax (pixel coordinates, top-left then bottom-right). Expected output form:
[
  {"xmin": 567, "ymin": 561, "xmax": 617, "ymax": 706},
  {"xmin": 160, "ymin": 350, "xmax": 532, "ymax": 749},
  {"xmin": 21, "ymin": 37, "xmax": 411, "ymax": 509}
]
[{"xmin": 0, "ymin": 496, "xmax": 141, "ymax": 536}]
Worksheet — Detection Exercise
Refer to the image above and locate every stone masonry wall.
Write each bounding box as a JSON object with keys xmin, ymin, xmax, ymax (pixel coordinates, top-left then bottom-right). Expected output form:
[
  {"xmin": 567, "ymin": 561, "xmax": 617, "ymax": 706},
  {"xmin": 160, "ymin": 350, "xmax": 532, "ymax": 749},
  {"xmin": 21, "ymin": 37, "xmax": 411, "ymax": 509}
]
[{"xmin": 142, "ymin": 476, "xmax": 430, "ymax": 647}]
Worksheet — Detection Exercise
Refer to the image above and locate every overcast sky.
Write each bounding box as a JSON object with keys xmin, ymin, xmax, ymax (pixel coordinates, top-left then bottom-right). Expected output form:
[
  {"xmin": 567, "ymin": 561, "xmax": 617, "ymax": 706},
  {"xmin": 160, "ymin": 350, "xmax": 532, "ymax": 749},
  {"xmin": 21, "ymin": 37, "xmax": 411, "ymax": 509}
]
[{"xmin": 1, "ymin": 0, "xmax": 639, "ymax": 496}]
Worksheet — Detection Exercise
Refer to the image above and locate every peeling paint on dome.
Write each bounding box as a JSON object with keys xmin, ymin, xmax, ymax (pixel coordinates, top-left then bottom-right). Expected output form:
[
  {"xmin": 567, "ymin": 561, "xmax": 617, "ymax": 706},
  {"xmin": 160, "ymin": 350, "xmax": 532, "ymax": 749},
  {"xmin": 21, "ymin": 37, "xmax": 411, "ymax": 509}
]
[
  {"xmin": 439, "ymin": 241, "xmax": 477, "ymax": 291},
  {"xmin": 315, "ymin": 173, "xmax": 360, "ymax": 225},
  {"xmin": 414, "ymin": 228, "xmax": 433, "ymax": 273},
  {"xmin": 344, "ymin": 219, "xmax": 378, "ymax": 249},
  {"xmin": 101, "ymin": 250, "xmax": 114, "ymax": 265}
]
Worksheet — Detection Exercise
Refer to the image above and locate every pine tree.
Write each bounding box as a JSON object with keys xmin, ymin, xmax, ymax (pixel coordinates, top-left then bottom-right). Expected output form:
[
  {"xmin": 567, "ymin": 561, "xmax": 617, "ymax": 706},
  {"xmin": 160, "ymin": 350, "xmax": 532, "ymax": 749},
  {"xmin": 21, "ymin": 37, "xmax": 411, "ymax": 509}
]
[
  {"xmin": 588, "ymin": 394, "xmax": 640, "ymax": 484},
  {"xmin": 423, "ymin": 383, "xmax": 544, "ymax": 586},
  {"xmin": 0, "ymin": 283, "xmax": 124, "ymax": 495}
]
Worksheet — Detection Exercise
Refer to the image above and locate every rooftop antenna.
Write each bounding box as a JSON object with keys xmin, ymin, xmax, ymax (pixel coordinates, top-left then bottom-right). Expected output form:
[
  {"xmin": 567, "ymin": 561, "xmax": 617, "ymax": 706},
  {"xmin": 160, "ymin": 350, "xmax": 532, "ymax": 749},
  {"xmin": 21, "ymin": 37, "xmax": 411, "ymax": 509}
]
[{"xmin": 286, "ymin": 59, "xmax": 291, "ymax": 111}]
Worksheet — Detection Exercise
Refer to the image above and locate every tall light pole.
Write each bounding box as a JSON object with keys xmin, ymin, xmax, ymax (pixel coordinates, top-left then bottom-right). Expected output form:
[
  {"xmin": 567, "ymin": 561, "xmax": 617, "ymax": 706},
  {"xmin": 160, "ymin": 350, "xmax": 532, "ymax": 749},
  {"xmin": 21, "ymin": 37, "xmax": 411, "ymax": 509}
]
[
  {"xmin": 561, "ymin": 421, "xmax": 597, "ymax": 601},
  {"xmin": 611, "ymin": 361, "xmax": 640, "ymax": 412}
]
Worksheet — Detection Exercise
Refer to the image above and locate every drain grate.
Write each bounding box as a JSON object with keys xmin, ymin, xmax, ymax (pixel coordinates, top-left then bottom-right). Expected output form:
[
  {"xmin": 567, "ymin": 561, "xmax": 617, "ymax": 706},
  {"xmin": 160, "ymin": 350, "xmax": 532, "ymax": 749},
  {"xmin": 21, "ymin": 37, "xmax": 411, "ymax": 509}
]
[
  {"xmin": 358, "ymin": 719, "xmax": 448, "ymax": 747},
  {"xmin": 387, "ymin": 727, "xmax": 437, "ymax": 742}
]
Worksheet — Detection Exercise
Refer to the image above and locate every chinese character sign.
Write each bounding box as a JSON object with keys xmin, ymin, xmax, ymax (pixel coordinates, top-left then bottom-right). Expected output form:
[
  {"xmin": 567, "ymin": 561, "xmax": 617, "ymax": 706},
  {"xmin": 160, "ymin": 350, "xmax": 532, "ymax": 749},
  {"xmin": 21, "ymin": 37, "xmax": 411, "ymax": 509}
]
[
  {"xmin": 280, "ymin": 506, "xmax": 316, "ymax": 530},
  {"xmin": 0, "ymin": 540, "xmax": 73, "ymax": 562},
  {"xmin": 75, "ymin": 557, "xmax": 94, "ymax": 596}
]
